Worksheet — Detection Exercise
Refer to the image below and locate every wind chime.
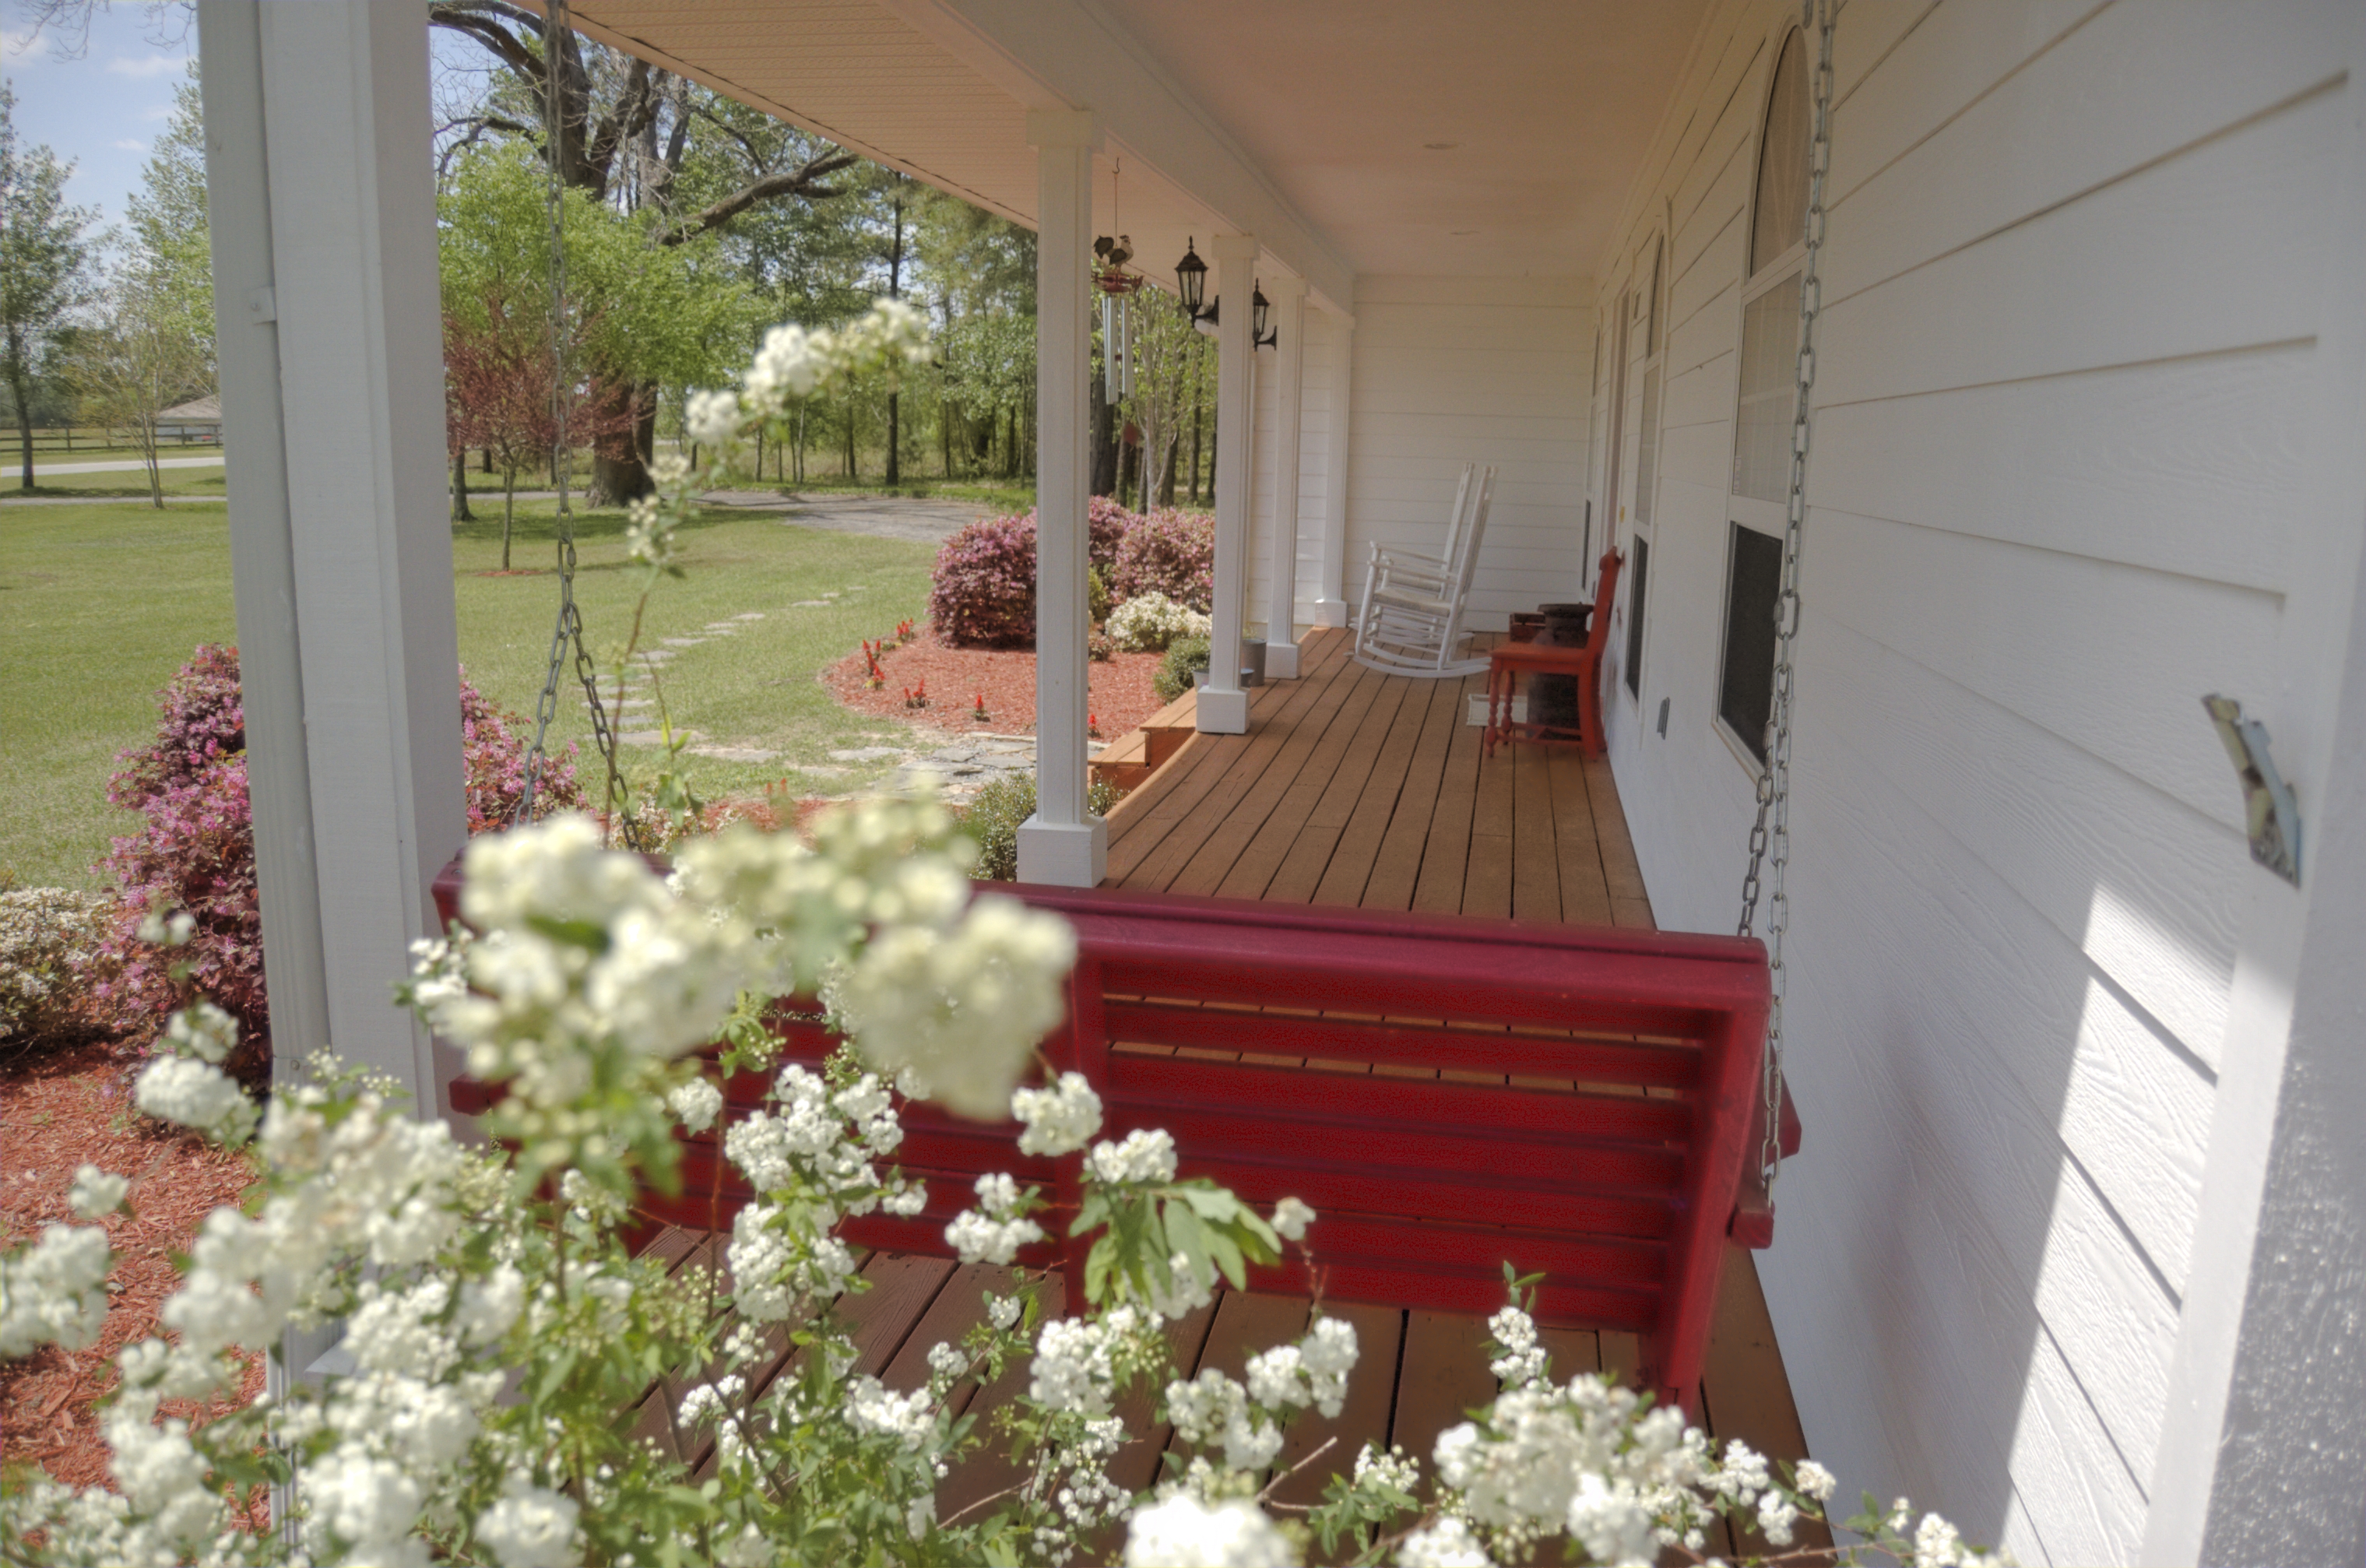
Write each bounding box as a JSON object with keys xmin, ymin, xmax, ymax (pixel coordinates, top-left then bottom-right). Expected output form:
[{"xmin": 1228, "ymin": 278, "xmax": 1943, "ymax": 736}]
[{"xmin": 1094, "ymin": 162, "xmax": 1147, "ymax": 503}]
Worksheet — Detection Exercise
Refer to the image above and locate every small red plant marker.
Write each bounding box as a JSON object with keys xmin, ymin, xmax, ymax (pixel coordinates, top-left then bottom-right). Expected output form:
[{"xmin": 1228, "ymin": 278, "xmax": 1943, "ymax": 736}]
[
  {"xmin": 1088, "ymin": 711, "xmax": 1102, "ymax": 739},
  {"xmin": 895, "ymin": 618, "xmax": 915, "ymax": 645},
  {"xmin": 863, "ymin": 638, "xmax": 885, "ymax": 691},
  {"xmin": 903, "ymin": 679, "xmax": 929, "ymax": 710},
  {"xmin": 972, "ymin": 693, "xmax": 991, "ymax": 723}
]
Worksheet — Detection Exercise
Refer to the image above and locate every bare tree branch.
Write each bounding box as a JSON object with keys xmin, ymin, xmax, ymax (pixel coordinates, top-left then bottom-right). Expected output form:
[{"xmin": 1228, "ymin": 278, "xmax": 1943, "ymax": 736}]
[{"xmin": 658, "ymin": 152, "xmax": 860, "ymax": 244}]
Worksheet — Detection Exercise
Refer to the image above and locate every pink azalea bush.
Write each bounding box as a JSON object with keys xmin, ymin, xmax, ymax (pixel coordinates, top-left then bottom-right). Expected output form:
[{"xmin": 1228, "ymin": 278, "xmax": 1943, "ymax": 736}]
[
  {"xmin": 930, "ymin": 497, "xmax": 1211, "ymax": 647},
  {"xmin": 1111, "ymin": 506, "xmax": 1215, "ymax": 611},
  {"xmin": 928, "ymin": 511, "xmax": 1039, "ymax": 647},
  {"xmin": 90, "ymin": 646, "xmax": 583, "ymax": 1074}
]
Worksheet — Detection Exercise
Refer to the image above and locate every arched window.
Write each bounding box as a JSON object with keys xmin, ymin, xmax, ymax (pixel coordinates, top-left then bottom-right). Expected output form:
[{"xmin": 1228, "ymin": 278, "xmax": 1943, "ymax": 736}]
[{"xmin": 1720, "ymin": 29, "xmax": 1811, "ymax": 765}]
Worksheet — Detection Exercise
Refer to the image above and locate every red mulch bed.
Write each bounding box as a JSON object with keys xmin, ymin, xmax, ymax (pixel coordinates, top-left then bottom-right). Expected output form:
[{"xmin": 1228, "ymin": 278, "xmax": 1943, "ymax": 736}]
[
  {"xmin": 821, "ymin": 627, "xmax": 1167, "ymax": 740},
  {"xmin": 2, "ymin": 1039, "xmax": 268, "ymax": 1524}
]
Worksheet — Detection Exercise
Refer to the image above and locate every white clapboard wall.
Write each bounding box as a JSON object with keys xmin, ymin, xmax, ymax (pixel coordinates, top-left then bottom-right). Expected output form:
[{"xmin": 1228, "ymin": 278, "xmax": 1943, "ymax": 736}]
[
  {"xmin": 1324, "ymin": 276, "xmax": 1596, "ymax": 631},
  {"xmin": 1581, "ymin": 1, "xmax": 2363, "ymax": 1562}
]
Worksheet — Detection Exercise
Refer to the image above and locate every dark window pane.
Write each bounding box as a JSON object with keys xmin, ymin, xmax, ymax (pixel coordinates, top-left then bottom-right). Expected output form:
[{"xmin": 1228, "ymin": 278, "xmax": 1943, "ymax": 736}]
[
  {"xmin": 1624, "ymin": 535, "xmax": 1650, "ymax": 698},
  {"xmin": 1720, "ymin": 523, "xmax": 1782, "ymax": 763}
]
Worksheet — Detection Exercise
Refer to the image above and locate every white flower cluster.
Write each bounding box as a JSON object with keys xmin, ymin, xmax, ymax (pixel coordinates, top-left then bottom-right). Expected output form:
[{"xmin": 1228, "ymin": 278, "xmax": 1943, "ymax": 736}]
[
  {"xmin": 1430, "ymin": 1367, "xmax": 1739, "ymax": 1567},
  {"xmin": 684, "ymin": 298, "xmax": 933, "ymax": 455},
  {"xmin": 946, "ymin": 1172, "xmax": 1046, "ymax": 1266},
  {"xmin": 1012, "ymin": 1071, "xmax": 1103, "ymax": 1157},
  {"xmin": 67, "ymin": 1164, "xmax": 128, "ymax": 1221},
  {"xmin": 723, "ymin": 1063, "xmax": 922, "ymax": 1320},
  {"xmin": 1394, "ymin": 1515, "xmax": 1491, "ymax": 1567},
  {"xmin": 1088, "ymin": 1127, "xmax": 1178, "ymax": 1186},
  {"xmin": 1105, "ymin": 592, "xmax": 1212, "ymax": 652},
  {"xmin": 669, "ymin": 1076, "xmax": 723, "ymax": 1133},
  {"xmin": 1487, "ymin": 1303, "xmax": 1548, "ymax": 1389},
  {"xmin": 1165, "ymin": 1367, "xmax": 1281, "ymax": 1471},
  {"xmin": 1123, "ymin": 1493, "xmax": 1295, "ymax": 1568},
  {"xmin": 0, "ymin": 1222, "xmax": 111, "ymax": 1357}
]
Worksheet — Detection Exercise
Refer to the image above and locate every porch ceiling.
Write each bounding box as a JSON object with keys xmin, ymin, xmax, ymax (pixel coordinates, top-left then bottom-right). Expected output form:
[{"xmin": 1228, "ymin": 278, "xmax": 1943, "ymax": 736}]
[{"xmin": 557, "ymin": 0, "xmax": 1707, "ymax": 302}]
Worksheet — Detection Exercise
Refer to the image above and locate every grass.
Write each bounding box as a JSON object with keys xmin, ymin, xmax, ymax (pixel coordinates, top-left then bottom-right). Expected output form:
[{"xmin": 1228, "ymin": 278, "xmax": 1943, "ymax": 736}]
[
  {"xmin": 15, "ymin": 463, "xmax": 230, "ymax": 501},
  {"xmin": 2, "ymin": 496, "xmax": 942, "ymax": 890}
]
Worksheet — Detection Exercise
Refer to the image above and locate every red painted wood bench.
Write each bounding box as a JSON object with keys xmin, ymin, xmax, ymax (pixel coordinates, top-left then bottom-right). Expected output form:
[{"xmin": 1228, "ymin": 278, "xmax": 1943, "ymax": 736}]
[{"xmin": 434, "ymin": 865, "xmax": 1795, "ymax": 1413}]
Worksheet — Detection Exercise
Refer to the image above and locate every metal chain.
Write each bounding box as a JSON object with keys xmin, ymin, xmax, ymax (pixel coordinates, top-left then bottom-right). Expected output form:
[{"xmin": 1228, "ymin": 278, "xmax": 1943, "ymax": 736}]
[
  {"xmin": 1737, "ymin": 0, "xmax": 1834, "ymax": 1193},
  {"xmin": 515, "ymin": 0, "xmax": 632, "ymax": 843}
]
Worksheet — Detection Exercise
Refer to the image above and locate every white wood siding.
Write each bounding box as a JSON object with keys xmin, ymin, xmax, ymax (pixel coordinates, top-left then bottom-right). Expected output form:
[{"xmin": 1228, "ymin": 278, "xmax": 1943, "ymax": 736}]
[
  {"xmin": 1589, "ymin": 2, "xmax": 2365, "ymax": 1562},
  {"xmin": 1340, "ymin": 276, "xmax": 1595, "ymax": 629},
  {"xmin": 1246, "ymin": 307, "xmax": 1342, "ymax": 632}
]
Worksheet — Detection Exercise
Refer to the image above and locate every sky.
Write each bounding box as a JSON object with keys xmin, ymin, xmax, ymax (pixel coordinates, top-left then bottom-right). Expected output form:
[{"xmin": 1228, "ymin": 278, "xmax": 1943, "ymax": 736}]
[{"xmin": 3, "ymin": 1, "xmax": 196, "ymax": 244}]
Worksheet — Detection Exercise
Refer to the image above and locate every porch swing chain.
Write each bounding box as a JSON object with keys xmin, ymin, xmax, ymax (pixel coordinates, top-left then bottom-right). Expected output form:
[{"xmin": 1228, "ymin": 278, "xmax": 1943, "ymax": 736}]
[
  {"xmin": 515, "ymin": 0, "xmax": 633, "ymax": 842},
  {"xmin": 1737, "ymin": 0, "xmax": 1834, "ymax": 1194}
]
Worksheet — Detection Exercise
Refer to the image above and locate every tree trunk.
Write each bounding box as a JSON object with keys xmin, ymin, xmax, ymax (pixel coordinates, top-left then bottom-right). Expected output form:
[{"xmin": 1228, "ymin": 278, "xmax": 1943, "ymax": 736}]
[
  {"xmin": 844, "ymin": 410, "xmax": 856, "ymax": 479},
  {"xmin": 453, "ymin": 449, "xmax": 477, "ymax": 522},
  {"xmin": 589, "ymin": 383, "xmax": 659, "ymax": 504},
  {"xmin": 1207, "ymin": 422, "xmax": 1217, "ymax": 501},
  {"xmin": 886, "ymin": 391, "xmax": 901, "ymax": 486},
  {"xmin": 481, "ymin": 448, "xmax": 493, "ymax": 474},
  {"xmin": 1190, "ymin": 396, "xmax": 1203, "ymax": 504},
  {"xmin": 501, "ymin": 466, "xmax": 517, "ymax": 569},
  {"xmin": 1160, "ymin": 438, "xmax": 1179, "ymax": 506},
  {"xmin": 10, "ymin": 367, "xmax": 33, "ymax": 491}
]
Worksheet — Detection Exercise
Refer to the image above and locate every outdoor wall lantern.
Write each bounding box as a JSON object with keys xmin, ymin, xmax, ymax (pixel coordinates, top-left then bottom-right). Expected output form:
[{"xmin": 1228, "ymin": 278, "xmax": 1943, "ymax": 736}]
[
  {"xmin": 1252, "ymin": 283, "xmax": 1278, "ymax": 350},
  {"xmin": 1175, "ymin": 238, "xmax": 1210, "ymax": 318}
]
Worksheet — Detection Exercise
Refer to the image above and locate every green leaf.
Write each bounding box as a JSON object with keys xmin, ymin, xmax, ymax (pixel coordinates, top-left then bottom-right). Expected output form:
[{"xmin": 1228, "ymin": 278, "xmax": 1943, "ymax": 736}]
[
  {"xmin": 1204, "ymin": 1225, "xmax": 1247, "ymax": 1290},
  {"xmin": 1084, "ymin": 1233, "xmax": 1116, "ymax": 1305}
]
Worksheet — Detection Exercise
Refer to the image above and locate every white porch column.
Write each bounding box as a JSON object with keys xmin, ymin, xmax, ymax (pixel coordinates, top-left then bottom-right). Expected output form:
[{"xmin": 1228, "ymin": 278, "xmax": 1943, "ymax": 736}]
[
  {"xmin": 1199, "ymin": 234, "xmax": 1260, "ymax": 733},
  {"xmin": 1261, "ymin": 276, "xmax": 1307, "ymax": 679},
  {"xmin": 1310, "ymin": 309, "xmax": 1355, "ymax": 628},
  {"xmin": 1018, "ymin": 108, "xmax": 1107, "ymax": 886},
  {"xmin": 197, "ymin": 0, "xmax": 465, "ymax": 1112}
]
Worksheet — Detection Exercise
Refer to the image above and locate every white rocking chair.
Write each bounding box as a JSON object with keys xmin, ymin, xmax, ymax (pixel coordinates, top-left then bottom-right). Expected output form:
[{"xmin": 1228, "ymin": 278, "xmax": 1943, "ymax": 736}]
[{"xmin": 1353, "ymin": 463, "xmax": 1496, "ymax": 678}]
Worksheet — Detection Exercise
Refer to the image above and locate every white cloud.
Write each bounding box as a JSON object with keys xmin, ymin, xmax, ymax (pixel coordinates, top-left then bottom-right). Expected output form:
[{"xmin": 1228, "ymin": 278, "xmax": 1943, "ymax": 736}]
[
  {"xmin": 142, "ymin": 102, "xmax": 175, "ymax": 121},
  {"xmin": 1, "ymin": 24, "xmax": 45, "ymax": 60},
  {"xmin": 104, "ymin": 54, "xmax": 177, "ymax": 78},
  {"xmin": 113, "ymin": 138, "xmax": 147, "ymax": 152}
]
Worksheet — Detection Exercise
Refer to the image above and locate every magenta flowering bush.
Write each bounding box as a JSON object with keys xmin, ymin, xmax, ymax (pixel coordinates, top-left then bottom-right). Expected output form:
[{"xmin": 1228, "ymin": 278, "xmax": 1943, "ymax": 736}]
[
  {"xmin": 1086, "ymin": 494, "xmax": 1136, "ymax": 575},
  {"xmin": 929, "ymin": 511, "xmax": 1040, "ymax": 647},
  {"xmin": 1111, "ymin": 507, "xmax": 1215, "ymax": 611},
  {"xmin": 930, "ymin": 497, "xmax": 1172, "ymax": 648},
  {"xmin": 90, "ymin": 647, "xmax": 584, "ymax": 1071}
]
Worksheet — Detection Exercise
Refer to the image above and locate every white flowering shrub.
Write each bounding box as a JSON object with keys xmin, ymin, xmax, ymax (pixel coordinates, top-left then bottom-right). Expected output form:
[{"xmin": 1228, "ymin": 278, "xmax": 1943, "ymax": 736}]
[
  {"xmin": 0, "ymin": 886, "xmax": 115, "ymax": 1044},
  {"xmin": 0, "ymin": 319, "xmax": 1997, "ymax": 1568},
  {"xmin": 1105, "ymin": 591, "xmax": 1212, "ymax": 652}
]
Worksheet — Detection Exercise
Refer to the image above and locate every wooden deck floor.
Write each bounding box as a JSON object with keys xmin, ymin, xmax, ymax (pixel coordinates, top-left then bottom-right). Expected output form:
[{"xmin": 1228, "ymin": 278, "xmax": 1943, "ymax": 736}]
[
  {"xmin": 1102, "ymin": 628, "xmax": 1651, "ymax": 926},
  {"xmin": 638, "ymin": 627, "xmax": 1825, "ymax": 1555}
]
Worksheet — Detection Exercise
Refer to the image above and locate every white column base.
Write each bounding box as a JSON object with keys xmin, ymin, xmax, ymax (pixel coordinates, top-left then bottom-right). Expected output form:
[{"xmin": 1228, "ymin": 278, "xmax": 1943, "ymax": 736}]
[
  {"xmin": 1310, "ymin": 597, "xmax": 1350, "ymax": 629},
  {"xmin": 1016, "ymin": 814, "xmax": 1107, "ymax": 887},
  {"xmin": 1265, "ymin": 640, "xmax": 1303, "ymax": 680},
  {"xmin": 1196, "ymin": 687, "xmax": 1250, "ymax": 733}
]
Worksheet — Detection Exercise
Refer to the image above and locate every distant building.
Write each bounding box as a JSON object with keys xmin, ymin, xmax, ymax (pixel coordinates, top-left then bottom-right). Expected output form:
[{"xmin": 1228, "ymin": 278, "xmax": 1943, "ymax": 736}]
[{"xmin": 156, "ymin": 395, "xmax": 221, "ymax": 445}]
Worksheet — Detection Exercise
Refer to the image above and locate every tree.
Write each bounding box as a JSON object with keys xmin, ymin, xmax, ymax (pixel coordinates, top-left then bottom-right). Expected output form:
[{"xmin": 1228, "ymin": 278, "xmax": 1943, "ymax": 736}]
[
  {"xmin": 1113, "ymin": 284, "xmax": 1208, "ymax": 509},
  {"xmin": 0, "ymin": 81, "xmax": 98, "ymax": 490},
  {"xmin": 438, "ymin": 139, "xmax": 755, "ymax": 503},
  {"xmin": 123, "ymin": 63, "xmax": 213, "ymax": 390},
  {"xmin": 70, "ymin": 269, "xmax": 211, "ymax": 507},
  {"xmin": 444, "ymin": 286, "xmax": 640, "ymax": 568},
  {"xmin": 432, "ymin": 5, "xmax": 857, "ymax": 498}
]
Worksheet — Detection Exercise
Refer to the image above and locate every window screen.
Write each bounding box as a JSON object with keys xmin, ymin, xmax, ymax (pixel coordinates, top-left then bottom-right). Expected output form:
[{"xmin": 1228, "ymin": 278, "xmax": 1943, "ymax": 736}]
[
  {"xmin": 1732, "ymin": 274, "xmax": 1801, "ymax": 502},
  {"xmin": 1752, "ymin": 32, "xmax": 1810, "ymax": 274},
  {"xmin": 1624, "ymin": 535, "xmax": 1650, "ymax": 698},
  {"xmin": 1719, "ymin": 523, "xmax": 1782, "ymax": 763}
]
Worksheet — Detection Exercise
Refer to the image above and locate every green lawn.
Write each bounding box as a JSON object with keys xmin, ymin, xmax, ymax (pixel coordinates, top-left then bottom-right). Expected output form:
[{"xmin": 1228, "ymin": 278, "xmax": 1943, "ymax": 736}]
[
  {"xmin": 2, "ymin": 497, "xmax": 939, "ymax": 890},
  {"xmin": 15, "ymin": 462, "xmax": 230, "ymax": 501}
]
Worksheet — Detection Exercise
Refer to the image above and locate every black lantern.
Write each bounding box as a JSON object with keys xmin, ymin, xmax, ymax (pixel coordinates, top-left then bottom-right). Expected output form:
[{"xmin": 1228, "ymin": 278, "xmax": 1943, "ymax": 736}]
[
  {"xmin": 1174, "ymin": 239, "xmax": 1208, "ymax": 318},
  {"xmin": 1252, "ymin": 283, "xmax": 1278, "ymax": 350}
]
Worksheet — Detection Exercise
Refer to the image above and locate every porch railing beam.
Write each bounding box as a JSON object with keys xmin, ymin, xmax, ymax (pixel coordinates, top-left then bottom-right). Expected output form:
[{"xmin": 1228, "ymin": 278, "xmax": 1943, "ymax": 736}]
[
  {"xmin": 1263, "ymin": 275, "xmax": 1307, "ymax": 679},
  {"xmin": 1200, "ymin": 233, "xmax": 1260, "ymax": 734},
  {"xmin": 1018, "ymin": 107, "xmax": 1108, "ymax": 885}
]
